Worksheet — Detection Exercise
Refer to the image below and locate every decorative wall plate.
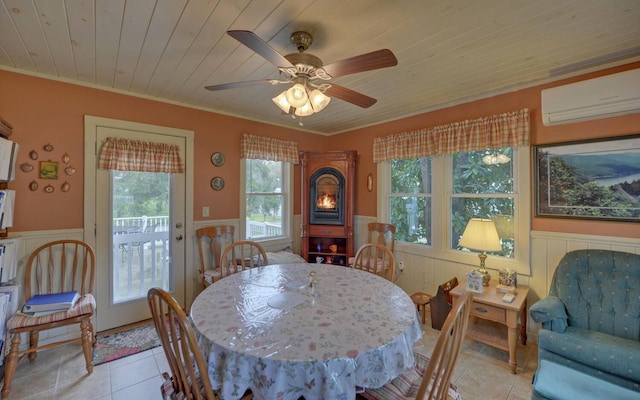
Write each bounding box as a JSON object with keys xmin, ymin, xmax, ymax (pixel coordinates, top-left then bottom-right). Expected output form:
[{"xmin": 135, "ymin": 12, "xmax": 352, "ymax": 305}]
[
  {"xmin": 20, "ymin": 163, "xmax": 34, "ymax": 172},
  {"xmin": 43, "ymin": 143, "xmax": 54, "ymax": 152},
  {"xmin": 211, "ymin": 176, "xmax": 225, "ymax": 191},
  {"xmin": 29, "ymin": 181, "xmax": 38, "ymax": 191},
  {"xmin": 367, "ymin": 173, "xmax": 373, "ymax": 192},
  {"xmin": 62, "ymin": 153, "xmax": 71, "ymax": 164},
  {"xmin": 61, "ymin": 181, "xmax": 71, "ymax": 192},
  {"xmin": 44, "ymin": 184, "xmax": 55, "ymax": 193},
  {"xmin": 65, "ymin": 166, "xmax": 77, "ymax": 175},
  {"xmin": 211, "ymin": 152, "xmax": 225, "ymax": 167},
  {"xmin": 29, "ymin": 149, "xmax": 38, "ymax": 160}
]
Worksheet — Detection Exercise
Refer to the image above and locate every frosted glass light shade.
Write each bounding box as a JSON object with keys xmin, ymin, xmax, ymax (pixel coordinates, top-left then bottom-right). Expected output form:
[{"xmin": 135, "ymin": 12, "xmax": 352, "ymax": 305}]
[
  {"xmin": 272, "ymin": 92, "xmax": 291, "ymax": 113},
  {"xmin": 285, "ymin": 84, "xmax": 308, "ymax": 108},
  {"xmin": 309, "ymin": 89, "xmax": 331, "ymax": 112},
  {"xmin": 294, "ymin": 101, "xmax": 314, "ymax": 116}
]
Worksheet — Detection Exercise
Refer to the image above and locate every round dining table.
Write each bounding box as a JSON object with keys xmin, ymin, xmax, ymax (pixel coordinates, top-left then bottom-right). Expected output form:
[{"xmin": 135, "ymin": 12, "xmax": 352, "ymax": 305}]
[{"xmin": 190, "ymin": 263, "xmax": 422, "ymax": 400}]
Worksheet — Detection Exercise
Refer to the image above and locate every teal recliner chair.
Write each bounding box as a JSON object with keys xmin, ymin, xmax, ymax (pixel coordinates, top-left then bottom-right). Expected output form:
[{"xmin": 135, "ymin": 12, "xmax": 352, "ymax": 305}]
[{"xmin": 529, "ymin": 249, "xmax": 640, "ymax": 400}]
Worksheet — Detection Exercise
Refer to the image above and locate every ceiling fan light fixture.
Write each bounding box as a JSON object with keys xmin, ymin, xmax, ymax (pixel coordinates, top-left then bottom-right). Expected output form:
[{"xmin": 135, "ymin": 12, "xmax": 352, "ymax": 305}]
[
  {"xmin": 285, "ymin": 83, "xmax": 308, "ymax": 108},
  {"xmin": 309, "ymin": 89, "xmax": 331, "ymax": 112}
]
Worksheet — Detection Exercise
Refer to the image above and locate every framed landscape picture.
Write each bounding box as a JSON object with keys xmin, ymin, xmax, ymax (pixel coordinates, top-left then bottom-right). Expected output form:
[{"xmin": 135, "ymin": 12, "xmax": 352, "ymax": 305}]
[{"xmin": 535, "ymin": 135, "xmax": 640, "ymax": 222}]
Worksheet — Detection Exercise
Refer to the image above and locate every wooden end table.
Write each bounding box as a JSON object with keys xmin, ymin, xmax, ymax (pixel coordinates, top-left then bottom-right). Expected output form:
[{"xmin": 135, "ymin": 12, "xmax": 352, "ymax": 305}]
[{"xmin": 450, "ymin": 281, "xmax": 529, "ymax": 373}]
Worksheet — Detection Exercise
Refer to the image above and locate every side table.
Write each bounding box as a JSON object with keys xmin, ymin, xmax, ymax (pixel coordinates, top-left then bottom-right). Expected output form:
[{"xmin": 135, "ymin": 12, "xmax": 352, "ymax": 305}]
[{"xmin": 450, "ymin": 281, "xmax": 529, "ymax": 373}]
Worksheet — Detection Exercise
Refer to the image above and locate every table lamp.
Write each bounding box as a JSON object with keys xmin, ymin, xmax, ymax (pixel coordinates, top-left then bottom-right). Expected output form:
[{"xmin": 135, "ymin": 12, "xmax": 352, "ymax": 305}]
[{"xmin": 459, "ymin": 218, "xmax": 502, "ymax": 286}]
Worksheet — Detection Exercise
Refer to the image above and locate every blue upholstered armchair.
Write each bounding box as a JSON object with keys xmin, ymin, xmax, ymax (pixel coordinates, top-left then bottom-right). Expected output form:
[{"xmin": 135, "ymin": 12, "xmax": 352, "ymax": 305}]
[{"xmin": 529, "ymin": 249, "xmax": 640, "ymax": 396}]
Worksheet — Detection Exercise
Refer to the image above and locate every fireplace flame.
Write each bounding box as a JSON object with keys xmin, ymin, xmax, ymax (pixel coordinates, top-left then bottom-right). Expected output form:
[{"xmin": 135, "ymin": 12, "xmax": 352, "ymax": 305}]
[{"xmin": 317, "ymin": 193, "xmax": 336, "ymax": 209}]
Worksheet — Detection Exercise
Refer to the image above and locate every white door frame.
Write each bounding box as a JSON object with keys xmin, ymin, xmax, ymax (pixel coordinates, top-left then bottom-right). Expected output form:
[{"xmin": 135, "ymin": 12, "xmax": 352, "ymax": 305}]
[{"xmin": 84, "ymin": 115, "xmax": 194, "ymax": 329}]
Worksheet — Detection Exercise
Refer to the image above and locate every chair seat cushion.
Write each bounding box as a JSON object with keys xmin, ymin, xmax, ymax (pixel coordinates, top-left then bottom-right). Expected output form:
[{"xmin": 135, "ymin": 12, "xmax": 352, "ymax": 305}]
[
  {"xmin": 360, "ymin": 352, "xmax": 461, "ymax": 400},
  {"xmin": 538, "ymin": 326, "xmax": 640, "ymax": 383},
  {"xmin": 203, "ymin": 269, "xmax": 223, "ymax": 284},
  {"xmin": 8, "ymin": 294, "xmax": 96, "ymax": 330}
]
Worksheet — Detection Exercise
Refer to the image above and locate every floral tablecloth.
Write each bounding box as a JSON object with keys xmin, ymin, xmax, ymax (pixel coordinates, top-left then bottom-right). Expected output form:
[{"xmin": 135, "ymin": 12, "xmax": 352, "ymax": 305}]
[{"xmin": 190, "ymin": 263, "xmax": 422, "ymax": 400}]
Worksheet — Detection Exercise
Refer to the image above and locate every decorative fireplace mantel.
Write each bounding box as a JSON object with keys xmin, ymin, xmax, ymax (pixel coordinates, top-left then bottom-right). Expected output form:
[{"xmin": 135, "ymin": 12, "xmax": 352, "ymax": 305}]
[{"xmin": 300, "ymin": 150, "xmax": 356, "ymax": 265}]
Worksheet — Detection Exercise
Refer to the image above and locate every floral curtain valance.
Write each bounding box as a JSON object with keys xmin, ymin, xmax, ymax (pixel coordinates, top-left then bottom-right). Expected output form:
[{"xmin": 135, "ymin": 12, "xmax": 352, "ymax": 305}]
[
  {"xmin": 373, "ymin": 108, "xmax": 530, "ymax": 162},
  {"xmin": 98, "ymin": 137, "xmax": 184, "ymax": 173},
  {"xmin": 241, "ymin": 133, "xmax": 299, "ymax": 164}
]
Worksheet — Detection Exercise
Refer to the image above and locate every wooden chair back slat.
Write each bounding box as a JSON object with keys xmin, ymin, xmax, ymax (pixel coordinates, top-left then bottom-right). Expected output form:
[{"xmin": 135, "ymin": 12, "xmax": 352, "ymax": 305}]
[
  {"xmin": 416, "ymin": 291, "xmax": 472, "ymax": 400},
  {"xmin": 147, "ymin": 287, "xmax": 217, "ymax": 400},
  {"xmin": 353, "ymin": 242, "xmax": 395, "ymax": 281},
  {"xmin": 220, "ymin": 240, "xmax": 268, "ymax": 277}
]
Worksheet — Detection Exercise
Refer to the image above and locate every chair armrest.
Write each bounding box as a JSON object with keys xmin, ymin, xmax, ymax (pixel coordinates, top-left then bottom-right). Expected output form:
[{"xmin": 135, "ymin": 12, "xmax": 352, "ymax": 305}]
[{"xmin": 529, "ymin": 295, "xmax": 568, "ymax": 333}]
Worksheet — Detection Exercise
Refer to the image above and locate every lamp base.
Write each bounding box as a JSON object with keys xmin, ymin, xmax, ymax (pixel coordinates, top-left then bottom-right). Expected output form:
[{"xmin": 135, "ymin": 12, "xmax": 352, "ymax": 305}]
[{"xmin": 476, "ymin": 268, "xmax": 491, "ymax": 286}]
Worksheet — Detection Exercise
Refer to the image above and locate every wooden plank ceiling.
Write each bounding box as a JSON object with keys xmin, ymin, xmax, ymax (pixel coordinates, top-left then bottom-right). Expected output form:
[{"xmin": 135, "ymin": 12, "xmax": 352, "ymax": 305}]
[{"xmin": 0, "ymin": 0, "xmax": 639, "ymax": 134}]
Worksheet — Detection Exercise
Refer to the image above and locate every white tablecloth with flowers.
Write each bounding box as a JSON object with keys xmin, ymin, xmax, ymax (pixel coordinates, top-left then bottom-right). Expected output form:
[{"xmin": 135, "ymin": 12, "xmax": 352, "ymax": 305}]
[{"xmin": 190, "ymin": 263, "xmax": 422, "ymax": 400}]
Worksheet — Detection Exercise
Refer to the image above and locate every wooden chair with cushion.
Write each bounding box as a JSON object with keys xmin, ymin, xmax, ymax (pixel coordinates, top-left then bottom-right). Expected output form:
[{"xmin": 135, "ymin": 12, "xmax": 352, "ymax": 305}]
[
  {"xmin": 2, "ymin": 240, "xmax": 96, "ymax": 398},
  {"xmin": 352, "ymin": 242, "xmax": 395, "ymax": 281},
  {"xmin": 196, "ymin": 225, "xmax": 235, "ymax": 289},
  {"xmin": 220, "ymin": 240, "xmax": 268, "ymax": 276},
  {"xmin": 430, "ymin": 277, "xmax": 459, "ymax": 330},
  {"xmin": 359, "ymin": 291, "xmax": 473, "ymax": 400}
]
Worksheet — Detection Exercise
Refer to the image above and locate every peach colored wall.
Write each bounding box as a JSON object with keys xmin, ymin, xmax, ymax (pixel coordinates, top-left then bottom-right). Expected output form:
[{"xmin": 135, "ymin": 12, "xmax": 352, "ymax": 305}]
[
  {"xmin": 0, "ymin": 70, "xmax": 327, "ymax": 231},
  {"xmin": 331, "ymin": 62, "xmax": 640, "ymax": 239}
]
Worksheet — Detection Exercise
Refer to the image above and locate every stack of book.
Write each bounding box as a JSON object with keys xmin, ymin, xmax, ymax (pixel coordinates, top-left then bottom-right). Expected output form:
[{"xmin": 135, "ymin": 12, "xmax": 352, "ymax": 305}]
[{"xmin": 20, "ymin": 291, "xmax": 80, "ymax": 317}]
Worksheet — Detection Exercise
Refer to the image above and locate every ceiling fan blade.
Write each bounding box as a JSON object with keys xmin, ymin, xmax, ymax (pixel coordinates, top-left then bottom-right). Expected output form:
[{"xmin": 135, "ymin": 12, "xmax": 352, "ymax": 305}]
[
  {"xmin": 227, "ymin": 30, "xmax": 294, "ymax": 68},
  {"xmin": 325, "ymin": 84, "xmax": 377, "ymax": 108},
  {"xmin": 205, "ymin": 79, "xmax": 281, "ymax": 91},
  {"xmin": 321, "ymin": 49, "xmax": 398, "ymax": 78}
]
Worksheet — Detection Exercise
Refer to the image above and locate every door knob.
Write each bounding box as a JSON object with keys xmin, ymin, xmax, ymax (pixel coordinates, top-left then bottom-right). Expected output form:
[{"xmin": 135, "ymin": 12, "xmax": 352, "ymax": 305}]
[
  {"xmin": 175, "ymin": 222, "xmax": 183, "ymax": 229},
  {"xmin": 175, "ymin": 234, "xmax": 183, "ymax": 241}
]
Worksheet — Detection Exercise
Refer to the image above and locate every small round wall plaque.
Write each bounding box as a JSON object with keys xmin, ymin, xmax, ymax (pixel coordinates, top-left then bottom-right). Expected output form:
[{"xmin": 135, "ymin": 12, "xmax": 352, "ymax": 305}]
[
  {"xmin": 211, "ymin": 176, "xmax": 225, "ymax": 191},
  {"xmin": 211, "ymin": 152, "xmax": 225, "ymax": 167}
]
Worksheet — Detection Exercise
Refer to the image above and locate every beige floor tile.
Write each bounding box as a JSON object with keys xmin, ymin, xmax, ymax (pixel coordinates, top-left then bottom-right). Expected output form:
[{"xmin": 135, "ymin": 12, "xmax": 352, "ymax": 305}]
[
  {"xmin": 54, "ymin": 367, "xmax": 111, "ymax": 400},
  {"xmin": 109, "ymin": 354, "xmax": 160, "ymax": 393},
  {"xmin": 112, "ymin": 376, "xmax": 163, "ymax": 400}
]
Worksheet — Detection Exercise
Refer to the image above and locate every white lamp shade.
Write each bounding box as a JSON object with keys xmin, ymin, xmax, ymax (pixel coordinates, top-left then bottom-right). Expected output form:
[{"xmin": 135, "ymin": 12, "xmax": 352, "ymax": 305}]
[
  {"xmin": 285, "ymin": 84, "xmax": 308, "ymax": 108},
  {"xmin": 272, "ymin": 92, "xmax": 291, "ymax": 113},
  {"xmin": 309, "ymin": 89, "xmax": 331, "ymax": 112},
  {"xmin": 459, "ymin": 218, "xmax": 502, "ymax": 252}
]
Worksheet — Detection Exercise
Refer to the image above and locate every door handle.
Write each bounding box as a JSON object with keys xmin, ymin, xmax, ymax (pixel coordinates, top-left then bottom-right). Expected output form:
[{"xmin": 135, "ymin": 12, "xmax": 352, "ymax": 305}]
[{"xmin": 175, "ymin": 234, "xmax": 183, "ymax": 241}]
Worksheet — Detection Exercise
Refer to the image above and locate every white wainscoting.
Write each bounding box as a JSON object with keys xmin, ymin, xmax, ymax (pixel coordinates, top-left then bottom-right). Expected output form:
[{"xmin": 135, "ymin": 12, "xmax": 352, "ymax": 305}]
[{"xmin": 351, "ymin": 220, "xmax": 640, "ymax": 342}]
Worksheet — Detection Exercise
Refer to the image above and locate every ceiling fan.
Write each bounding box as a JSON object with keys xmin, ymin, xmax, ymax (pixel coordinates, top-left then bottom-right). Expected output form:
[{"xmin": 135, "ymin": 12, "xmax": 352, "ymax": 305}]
[{"xmin": 205, "ymin": 30, "xmax": 398, "ymax": 118}]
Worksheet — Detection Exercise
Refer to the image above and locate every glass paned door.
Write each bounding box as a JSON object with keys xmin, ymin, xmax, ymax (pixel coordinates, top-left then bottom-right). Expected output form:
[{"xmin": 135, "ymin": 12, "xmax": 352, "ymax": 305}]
[{"xmin": 111, "ymin": 171, "xmax": 171, "ymax": 302}]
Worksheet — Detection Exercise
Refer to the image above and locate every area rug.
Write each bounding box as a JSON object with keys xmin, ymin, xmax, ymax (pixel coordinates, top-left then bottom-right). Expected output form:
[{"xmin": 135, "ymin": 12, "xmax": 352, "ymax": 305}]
[{"xmin": 93, "ymin": 322, "xmax": 161, "ymax": 365}]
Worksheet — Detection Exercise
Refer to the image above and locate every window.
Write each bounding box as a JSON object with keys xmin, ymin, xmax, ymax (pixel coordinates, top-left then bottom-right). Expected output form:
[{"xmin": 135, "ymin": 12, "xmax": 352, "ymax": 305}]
[
  {"xmin": 380, "ymin": 146, "xmax": 530, "ymax": 273},
  {"xmin": 241, "ymin": 159, "xmax": 292, "ymax": 244}
]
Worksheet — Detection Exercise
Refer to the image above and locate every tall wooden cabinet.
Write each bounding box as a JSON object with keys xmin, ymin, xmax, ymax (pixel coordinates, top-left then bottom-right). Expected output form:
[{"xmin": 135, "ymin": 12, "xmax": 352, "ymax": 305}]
[{"xmin": 300, "ymin": 151, "xmax": 356, "ymax": 265}]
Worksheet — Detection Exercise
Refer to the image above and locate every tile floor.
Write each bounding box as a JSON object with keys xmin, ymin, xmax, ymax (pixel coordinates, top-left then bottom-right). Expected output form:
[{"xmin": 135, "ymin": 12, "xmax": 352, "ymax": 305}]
[{"xmin": 2, "ymin": 313, "xmax": 536, "ymax": 400}]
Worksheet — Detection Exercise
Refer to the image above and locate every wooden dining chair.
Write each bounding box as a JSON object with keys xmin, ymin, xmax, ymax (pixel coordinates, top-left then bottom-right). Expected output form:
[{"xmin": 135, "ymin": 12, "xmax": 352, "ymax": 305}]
[
  {"xmin": 359, "ymin": 291, "xmax": 473, "ymax": 400},
  {"xmin": 2, "ymin": 240, "xmax": 96, "ymax": 398},
  {"xmin": 349, "ymin": 223, "xmax": 396, "ymax": 267},
  {"xmin": 220, "ymin": 240, "xmax": 268, "ymax": 276},
  {"xmin": 148, "ymin": 287, "xmax": 219, "ymax": 400},
  {"xmin": 352, "ymin": 242, "xmax": 395, "ymax": 281},
  {"xmin": 196, "ymin": 225, "xmax": 235, "ymax": 289}
]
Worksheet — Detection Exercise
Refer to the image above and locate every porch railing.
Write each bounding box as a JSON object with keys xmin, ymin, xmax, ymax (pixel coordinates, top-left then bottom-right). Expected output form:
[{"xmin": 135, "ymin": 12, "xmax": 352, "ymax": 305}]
[{"xmin": 112, "ymin": 216, "xmax": 170, "ymax": 302}]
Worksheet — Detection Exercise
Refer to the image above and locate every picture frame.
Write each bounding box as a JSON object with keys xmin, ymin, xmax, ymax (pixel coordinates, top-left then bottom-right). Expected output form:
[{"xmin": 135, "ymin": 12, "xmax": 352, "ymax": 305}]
[
  {"xmin": 534, "ymin": 135, "xmax": 640, "ymax": 222},
  {"xmin": 465, "ymin": 270, "xmax": 484, "ymax": 294},
  {"xmin": 39, "ymin": 161, "xmax": 59, "ymax": 179}
]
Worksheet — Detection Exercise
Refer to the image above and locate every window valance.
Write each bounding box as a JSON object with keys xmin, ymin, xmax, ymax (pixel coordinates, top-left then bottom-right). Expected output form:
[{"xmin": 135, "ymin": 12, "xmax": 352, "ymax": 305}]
[
  {"xmin": 98, "ymin": 137, "xmax": 184, "ymax": 173},
  {"xmin": 241, "ymin": 133, "xmax": 299, "ymax": 164},
  {"xmin": 373, "ymin": 108, "xmax": 529, "ymax": 162}
]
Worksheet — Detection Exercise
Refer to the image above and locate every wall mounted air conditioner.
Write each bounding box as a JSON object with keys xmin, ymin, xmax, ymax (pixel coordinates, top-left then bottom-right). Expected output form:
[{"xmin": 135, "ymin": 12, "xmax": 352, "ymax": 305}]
[{"xmin": 541, "ymin": 68, "xmax": 640, "ymax": 126}]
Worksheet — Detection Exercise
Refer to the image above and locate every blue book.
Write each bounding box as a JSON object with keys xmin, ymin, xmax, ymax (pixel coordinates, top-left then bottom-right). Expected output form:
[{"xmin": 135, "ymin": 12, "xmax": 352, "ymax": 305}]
[{"xmin": 22, "ymin": 291, "xmax": 80, "ymax": 313}]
